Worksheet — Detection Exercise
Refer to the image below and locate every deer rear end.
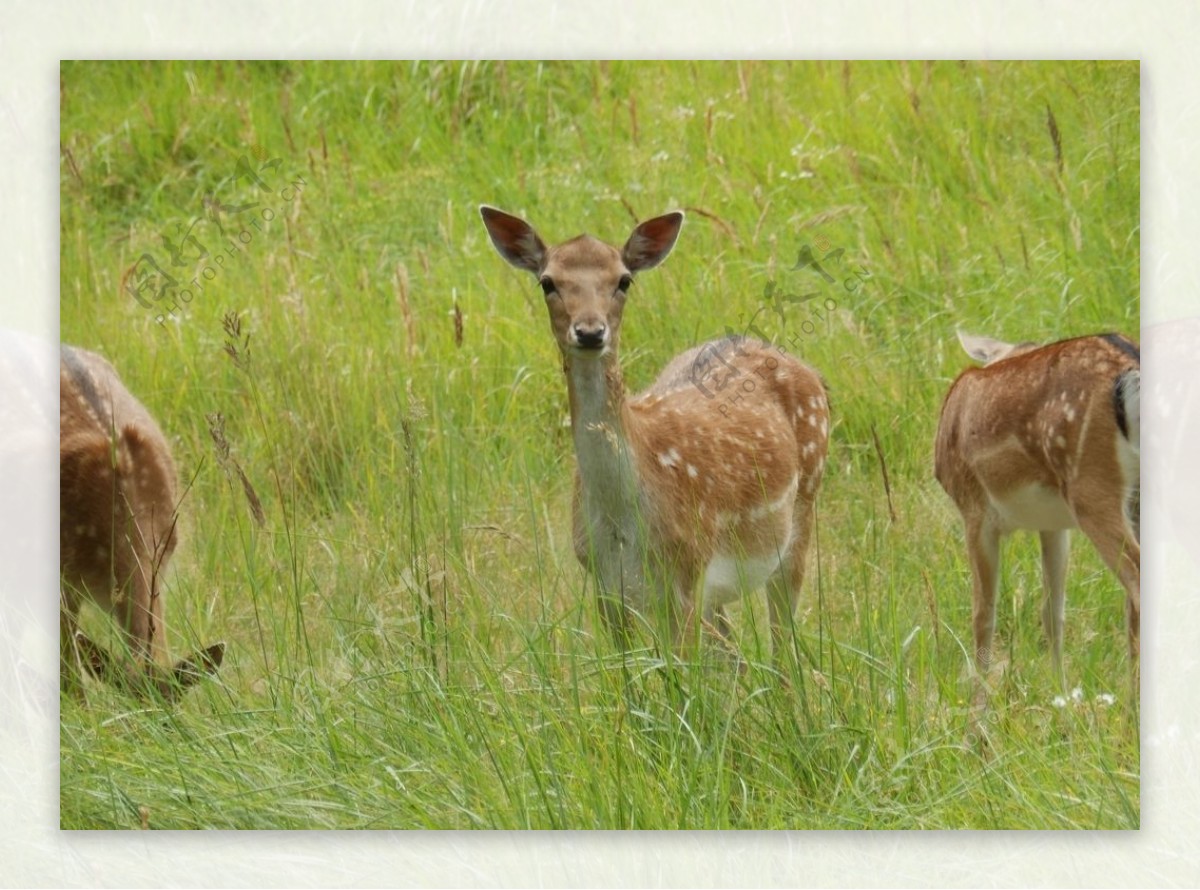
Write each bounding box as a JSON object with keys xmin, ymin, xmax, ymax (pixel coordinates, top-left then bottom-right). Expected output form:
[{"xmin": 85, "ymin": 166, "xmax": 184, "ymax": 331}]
[{"xmin": 935, "ymin": 331, "xmax": 1140, "ymax": 704}]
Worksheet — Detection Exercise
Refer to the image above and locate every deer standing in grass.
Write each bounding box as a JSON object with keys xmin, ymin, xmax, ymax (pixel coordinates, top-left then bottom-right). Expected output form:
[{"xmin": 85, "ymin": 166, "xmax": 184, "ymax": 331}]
[
  {"xmin": 60, "ymin": 345, "xmax": 223, "ymax": 701},
  {"xmin": 481, "ymin": 207, "xmax": 830, "ymax": 664},
  {"xmin": 934, "ymin": 331, "xmax": 1140, "ymax": 705}
]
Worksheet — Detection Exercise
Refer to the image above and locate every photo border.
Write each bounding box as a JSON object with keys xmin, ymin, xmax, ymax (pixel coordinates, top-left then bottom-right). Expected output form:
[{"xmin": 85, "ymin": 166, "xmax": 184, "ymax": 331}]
[{"xmin": 4, "ymin": 2, "xmax": 1197, "ymax": 885}]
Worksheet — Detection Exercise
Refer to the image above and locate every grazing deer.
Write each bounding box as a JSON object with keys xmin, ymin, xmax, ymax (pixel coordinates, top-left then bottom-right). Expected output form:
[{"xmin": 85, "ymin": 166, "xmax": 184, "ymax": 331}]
[
  {"xmin": 60, "ymin": 345, "xmax": 223, "ymax": 701},
  {"xmin": 480, "ymin": 207, "xmax": 830, "ymax": 664},
  {"xmin": 934, "ymin": 331, "xmax": 1140, "ymax": 704}
]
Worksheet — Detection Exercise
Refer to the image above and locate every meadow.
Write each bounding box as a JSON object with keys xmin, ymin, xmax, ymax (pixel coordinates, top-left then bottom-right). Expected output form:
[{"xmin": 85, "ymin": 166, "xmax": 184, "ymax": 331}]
[{"xmin": 58, "ymin": 60, "xmax": 1139, "ymax": 829}]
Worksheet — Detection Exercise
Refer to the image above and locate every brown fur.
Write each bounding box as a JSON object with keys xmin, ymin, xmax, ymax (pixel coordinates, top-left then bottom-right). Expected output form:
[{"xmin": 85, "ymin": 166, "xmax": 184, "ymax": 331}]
[
  {"xmin": 935, "ymin": 332, "xmax": 1140, "ymax": 703},
  {"xmin": 59, "ymin": 345, "xmax": 222, "ymax": 700},
  {"xmin": 482, "ymin": 207, "xmax": 829, "ymax": 663}
]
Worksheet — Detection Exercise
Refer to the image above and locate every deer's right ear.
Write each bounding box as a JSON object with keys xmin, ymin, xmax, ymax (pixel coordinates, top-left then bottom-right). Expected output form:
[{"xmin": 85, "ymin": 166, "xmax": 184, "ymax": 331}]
[{"xmin": 480, "ymin": 206, "xmax": 547, "ymax": 274}]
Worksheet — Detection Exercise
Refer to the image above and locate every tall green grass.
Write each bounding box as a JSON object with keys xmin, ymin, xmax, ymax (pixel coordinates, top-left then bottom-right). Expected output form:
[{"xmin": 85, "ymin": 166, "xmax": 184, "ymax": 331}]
[{"xmin": 59, "ymin": 60, "xmax": 1139, "ymax": 829}]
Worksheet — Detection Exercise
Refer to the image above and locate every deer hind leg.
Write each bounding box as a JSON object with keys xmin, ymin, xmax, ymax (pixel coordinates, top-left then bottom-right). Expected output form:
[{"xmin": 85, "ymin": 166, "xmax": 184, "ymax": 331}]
[
  {"xmin": 709, "ymin": 606, "xmax": 732, "ymax": 640},
  {"xmin": 1071, "ymin": 481, "xmax": 1141, "ymax": 674},
  {"xmin": 1039, "ymin": 530, "xmax": 1070, "ymax": 689},
  {"xmin": 765, "ymin": 496, "xmax": 815, "ymax": 668},
  {"xmin": 965, "ymin": 516, "xmax": 1002, "ymax": 707}
]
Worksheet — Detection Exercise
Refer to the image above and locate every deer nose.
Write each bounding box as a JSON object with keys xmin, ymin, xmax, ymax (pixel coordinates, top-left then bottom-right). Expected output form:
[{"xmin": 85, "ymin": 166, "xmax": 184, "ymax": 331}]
[{"xmin": 572, "ymin": 322, "xmax": 608, "ymax": 349}]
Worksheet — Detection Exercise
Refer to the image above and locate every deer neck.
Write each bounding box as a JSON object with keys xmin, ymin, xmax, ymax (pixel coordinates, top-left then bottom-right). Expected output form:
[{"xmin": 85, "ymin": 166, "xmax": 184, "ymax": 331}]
[{"xmin": 564, "ymin": 351, "xmax": 643, "ymax": 537}]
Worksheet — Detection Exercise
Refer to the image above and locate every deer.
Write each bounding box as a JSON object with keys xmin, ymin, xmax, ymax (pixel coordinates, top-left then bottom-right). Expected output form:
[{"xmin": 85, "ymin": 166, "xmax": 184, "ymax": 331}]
[
  {"xmin": 480, "ymin": 206, "xmax": 830, "ymax": 668},
  {"xmin": 60, "ymin": 344, "xmax": 224, "ymax": 702},
  {"xmin": 934, "ymin": 330, "xmax": 1140, "ymax": 708}
]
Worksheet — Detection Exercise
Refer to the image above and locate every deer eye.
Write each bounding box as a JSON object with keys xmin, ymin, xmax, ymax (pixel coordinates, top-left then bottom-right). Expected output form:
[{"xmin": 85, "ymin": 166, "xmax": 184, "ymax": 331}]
[
  {"xmin": 539, "ymin": 276, "xmax": 556, "ymax": 296},
  {"xmin": 617, "ymin": 274, "xmax": 633, "ymax": 292}
]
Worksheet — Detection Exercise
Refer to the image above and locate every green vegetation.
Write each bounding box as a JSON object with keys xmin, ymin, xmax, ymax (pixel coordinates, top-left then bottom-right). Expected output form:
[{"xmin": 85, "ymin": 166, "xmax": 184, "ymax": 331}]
[{"xmin": 59, "ymin": 60, "xmax": 1139, "ymax": 829}]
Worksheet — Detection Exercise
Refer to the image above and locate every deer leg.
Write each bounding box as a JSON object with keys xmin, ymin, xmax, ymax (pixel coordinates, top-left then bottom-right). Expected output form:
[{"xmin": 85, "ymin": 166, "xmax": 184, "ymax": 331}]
[
  {"xmin": 697, "ymin": 554, "xmax": 752, "ymax": 669},
  {"xmin": 669, "ymin": 557, "xmax": 705, "ymax": 659},
  {"xmin": 673, "ymin": 594, "xmax": 702, "ymax": 659},
  {"xmin": 767, "ymin": 499, "xmax": 815, "ymax": 668},
  {"xmin": 708, "ymin": 606, "xmax": 732, "ymax": 639},
  {"xmin": 596, "ymin": 588, "xmax": 633, "ymax": 649},
  {"xmin": 164, "ymin": 643, "xmax": 226, "ymax": 702},
  {"xmin": 1072, "ymin": 486, "xmax": 1140, "ymax": 689},
  {"xmin": 965, "ymin": 516, "xmax": 1002, "ymax": 707},
  {"xmin": 1039, "ymin": 529, "xmax": 1070, "ymax": 689}
]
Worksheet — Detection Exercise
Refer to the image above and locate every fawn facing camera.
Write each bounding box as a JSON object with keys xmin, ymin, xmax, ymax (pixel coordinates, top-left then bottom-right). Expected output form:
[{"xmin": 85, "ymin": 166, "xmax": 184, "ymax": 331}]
[
  {"xmin": 480, "ymin": 206, "xmax": 830, "ymax": 666},
  {"xmin": 60, "ymin": 345, "xmax": 223, "ymax": 703}
]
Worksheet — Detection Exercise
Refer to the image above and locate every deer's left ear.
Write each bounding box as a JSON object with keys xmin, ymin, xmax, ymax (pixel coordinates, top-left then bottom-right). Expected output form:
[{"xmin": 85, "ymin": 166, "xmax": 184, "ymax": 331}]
[{"xmin": 622, "ymin": 211, "xmax": 684, "ymax": 272}]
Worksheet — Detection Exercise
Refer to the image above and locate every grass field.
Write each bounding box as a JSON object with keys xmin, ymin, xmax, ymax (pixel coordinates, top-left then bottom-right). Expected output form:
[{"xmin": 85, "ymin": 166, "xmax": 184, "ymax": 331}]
[{"xmin": 58, "ymin": 60, "xmax": 1139, "ymax": 829}]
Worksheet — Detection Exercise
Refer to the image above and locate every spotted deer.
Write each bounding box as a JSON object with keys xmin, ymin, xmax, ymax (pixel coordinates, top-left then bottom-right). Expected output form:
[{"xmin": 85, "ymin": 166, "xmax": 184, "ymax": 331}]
[
  {"xmin": 934, "ymin": 331, "xmax": 1140, "ymax": 703},
  {"xmin": 60, "ymin": 345, "xmax": 223, "ymax": 701},
  {"xmin": 480, "ymin": 207, "xmax": 830, "ymax": 664}
]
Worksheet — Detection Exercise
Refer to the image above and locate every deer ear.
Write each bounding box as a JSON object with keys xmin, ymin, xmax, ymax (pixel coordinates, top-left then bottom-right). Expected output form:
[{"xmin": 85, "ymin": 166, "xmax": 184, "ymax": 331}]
[
  {"xmin": 956, "ymin": 330, "xmax": 1016, "ymax": 366},
  {"xmin": 622, "ymin": 211, "xmax": 684, "ymax": 272},
  {"xmin": 171, "ymin": 642, "xmax": 225, "ymax": 688},
  {"xmin": 480, "ymin": 206, "xmax": 547, "ymax": 274},
  {"xmin": 156, "ymin": 642, "xmax": 226, "ymax": 703}
]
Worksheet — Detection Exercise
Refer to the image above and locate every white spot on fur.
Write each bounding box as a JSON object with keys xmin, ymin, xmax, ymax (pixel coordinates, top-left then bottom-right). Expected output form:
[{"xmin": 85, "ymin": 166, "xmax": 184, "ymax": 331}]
[{"xmin": 687, "ymin": 464, "xmax": 698, "ymax": 478}]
